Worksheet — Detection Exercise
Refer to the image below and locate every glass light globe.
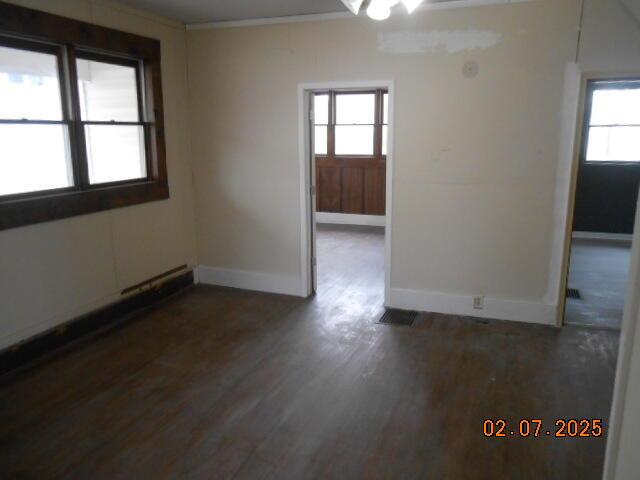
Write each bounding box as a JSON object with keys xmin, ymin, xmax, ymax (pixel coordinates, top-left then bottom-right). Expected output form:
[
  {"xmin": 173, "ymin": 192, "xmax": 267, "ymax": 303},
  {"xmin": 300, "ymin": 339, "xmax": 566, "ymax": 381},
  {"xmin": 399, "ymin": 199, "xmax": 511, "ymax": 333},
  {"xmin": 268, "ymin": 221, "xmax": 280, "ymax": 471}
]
[{"xmin": 367, "ymin": 0, "xmax": 391, "ymax": 20}]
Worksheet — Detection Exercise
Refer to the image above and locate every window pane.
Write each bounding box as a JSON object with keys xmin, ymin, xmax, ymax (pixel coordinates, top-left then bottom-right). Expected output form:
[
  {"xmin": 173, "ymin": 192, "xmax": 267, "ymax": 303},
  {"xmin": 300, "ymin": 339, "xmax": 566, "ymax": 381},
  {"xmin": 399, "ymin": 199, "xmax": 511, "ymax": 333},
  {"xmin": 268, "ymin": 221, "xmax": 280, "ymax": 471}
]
[
  {"xmin": 77, "ymin": 58, "xmax": 140, "ymax": 122},
  {"xmin": 0, "ymin": 46, "xmax": 63, "ymax": 120},
  {"xmin": 335, "ymin": 125, "xmax": 374, "ymax": 155},
  {"xmin": 314, "ymin": 125, "xmax": 327, "ymax": 155},
  {"xmin": 590, "ymin": 87, "xmax": 640, "ymax": 126},
  {"xmin": 0, "ymin": 124, "xmax": 72, "ymax": 195},
  {"xmin": 383, "ymin": 93, "xmax": 389, "ymax": 124},
  {"xmin": 336, "ymin": 93, "xmax": 375, "ymax": 125},
  {"xmin": 586, "ymin": 126, "xmax": 640, "ymax": 162},
  {"xmin": 382, "ymin": 125, "xmax": 388, "ymax": 156},
  {"xmin": 314, "ymin": 94, "xmax": 329, "ymax": 125},
  {"xmin": 85, "ymin": 125, "xmax": 146, "ymax": 184}
]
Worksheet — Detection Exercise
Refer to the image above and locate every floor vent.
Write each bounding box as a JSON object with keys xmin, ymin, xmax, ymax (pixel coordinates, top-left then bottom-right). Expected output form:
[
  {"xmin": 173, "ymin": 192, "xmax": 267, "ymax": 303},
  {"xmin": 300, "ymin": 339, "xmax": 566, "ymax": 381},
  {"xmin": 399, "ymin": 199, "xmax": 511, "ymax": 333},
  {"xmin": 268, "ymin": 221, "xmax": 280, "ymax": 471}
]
[
  {"xmin": 567, "ymin": 288, "xmax": 582, "ymax": 300},
  {"xmin": 378, "ymin": 309, "xmax": 418, "ymax": 326}
]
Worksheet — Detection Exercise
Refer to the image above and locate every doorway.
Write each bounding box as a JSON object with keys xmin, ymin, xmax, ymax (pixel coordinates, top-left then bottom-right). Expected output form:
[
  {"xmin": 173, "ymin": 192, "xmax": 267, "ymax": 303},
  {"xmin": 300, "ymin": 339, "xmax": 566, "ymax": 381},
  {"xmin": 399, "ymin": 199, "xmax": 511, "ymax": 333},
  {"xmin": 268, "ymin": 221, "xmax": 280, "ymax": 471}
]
[
  {"xmin": 562, "ymin": 78, "xmax": 640, "ymax": 329},
  {"xmin": 297, "ymin": 81, "xmax": 394, "ymax": 307}
]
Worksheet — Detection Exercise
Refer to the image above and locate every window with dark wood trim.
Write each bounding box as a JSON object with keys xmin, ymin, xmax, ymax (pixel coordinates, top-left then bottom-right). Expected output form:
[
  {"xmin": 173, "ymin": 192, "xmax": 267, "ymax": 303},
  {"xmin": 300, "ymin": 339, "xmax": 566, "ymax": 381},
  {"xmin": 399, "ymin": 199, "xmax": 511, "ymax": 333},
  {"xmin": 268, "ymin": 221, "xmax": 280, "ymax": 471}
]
[
  {"xmin": 0, "ymin": 1, "xmax": 168, "ymax": 231},
  {"xmin": 314, "ymin": 89, "xmax": 388, "ymax": 158}
]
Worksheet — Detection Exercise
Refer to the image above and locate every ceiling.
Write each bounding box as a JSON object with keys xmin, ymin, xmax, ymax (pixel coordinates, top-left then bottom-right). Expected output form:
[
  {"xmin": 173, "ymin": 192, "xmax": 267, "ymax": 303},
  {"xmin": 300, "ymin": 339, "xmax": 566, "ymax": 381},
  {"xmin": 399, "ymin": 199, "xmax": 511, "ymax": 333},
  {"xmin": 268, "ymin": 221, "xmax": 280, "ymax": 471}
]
[
  {"xmin": 118, "ymin": 0, "xmax": 349, "ymax": 24},
  {"xmin": 117, "ymin": 0, "xmax": 454, "ymax": 25}
]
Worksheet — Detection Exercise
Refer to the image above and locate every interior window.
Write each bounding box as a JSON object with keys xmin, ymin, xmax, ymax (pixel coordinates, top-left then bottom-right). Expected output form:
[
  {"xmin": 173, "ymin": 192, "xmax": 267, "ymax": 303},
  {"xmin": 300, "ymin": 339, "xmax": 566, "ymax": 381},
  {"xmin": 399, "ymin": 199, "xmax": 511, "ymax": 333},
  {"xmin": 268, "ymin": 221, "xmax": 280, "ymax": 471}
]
[
  {"xmin": 586, "ymin": 82, "xmax": 640, "ymax": 162},
  {"xmin": 0, "ymin": 44, "xmax": 73, "ymax": 196}
]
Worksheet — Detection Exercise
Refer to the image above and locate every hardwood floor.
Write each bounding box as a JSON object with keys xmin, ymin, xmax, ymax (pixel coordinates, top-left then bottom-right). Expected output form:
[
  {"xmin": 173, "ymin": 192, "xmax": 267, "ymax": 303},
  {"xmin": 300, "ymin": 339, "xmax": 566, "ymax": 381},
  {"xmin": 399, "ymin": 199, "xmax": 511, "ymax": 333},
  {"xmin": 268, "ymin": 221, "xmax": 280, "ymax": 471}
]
[{"xmin": 0, "ymin": 226, "xmax": 619, "ymax": 479}]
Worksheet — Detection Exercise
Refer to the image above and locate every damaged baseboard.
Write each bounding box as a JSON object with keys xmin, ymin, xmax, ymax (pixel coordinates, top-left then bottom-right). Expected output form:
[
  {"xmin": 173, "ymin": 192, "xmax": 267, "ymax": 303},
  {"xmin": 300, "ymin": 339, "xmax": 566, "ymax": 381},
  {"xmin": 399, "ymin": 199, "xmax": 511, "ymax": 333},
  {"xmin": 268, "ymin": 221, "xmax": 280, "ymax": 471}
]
[{"xmin": 0, "ymin": 270, "xmax": 194, "ymax": 379}]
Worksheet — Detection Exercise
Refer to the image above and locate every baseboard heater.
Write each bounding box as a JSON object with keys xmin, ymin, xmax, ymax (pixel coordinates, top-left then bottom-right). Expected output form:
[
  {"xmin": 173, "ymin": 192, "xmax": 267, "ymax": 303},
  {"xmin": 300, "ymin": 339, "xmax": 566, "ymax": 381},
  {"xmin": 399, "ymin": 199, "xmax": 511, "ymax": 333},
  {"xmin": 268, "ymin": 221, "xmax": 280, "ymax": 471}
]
[{"xmin": 0, "ymin": 266, "xmax": 194, "ymax": 380}]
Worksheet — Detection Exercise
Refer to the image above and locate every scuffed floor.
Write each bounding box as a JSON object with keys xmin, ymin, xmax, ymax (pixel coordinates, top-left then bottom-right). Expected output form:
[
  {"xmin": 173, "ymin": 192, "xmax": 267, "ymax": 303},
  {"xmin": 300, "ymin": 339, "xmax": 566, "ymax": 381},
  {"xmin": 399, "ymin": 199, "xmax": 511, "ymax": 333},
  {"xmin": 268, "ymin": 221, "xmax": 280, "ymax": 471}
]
[
  {"xmin": 565, "ymin": 238, "xmax": 631, "ymax": 329},
  {"xmin": 0, "ymin": 225, "xmax": 620, "ymax": 479}
]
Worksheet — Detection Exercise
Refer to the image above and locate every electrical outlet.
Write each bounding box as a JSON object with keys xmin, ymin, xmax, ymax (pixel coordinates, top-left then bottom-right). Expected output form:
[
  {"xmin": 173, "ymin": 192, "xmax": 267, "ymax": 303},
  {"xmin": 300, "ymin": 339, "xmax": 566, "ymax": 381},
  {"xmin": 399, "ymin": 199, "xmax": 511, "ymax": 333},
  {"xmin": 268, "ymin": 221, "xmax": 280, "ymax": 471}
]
[{"xmin": 473, "ymin": 295, "xmax": 484, "ymax": 310}]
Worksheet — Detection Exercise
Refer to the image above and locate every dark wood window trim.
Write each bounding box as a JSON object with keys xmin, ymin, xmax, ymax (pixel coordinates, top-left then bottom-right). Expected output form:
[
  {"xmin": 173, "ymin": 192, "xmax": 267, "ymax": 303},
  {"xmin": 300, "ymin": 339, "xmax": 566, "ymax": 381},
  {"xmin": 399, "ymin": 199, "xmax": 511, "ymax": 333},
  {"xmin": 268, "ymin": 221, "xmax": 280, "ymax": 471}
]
[
  {"xmin": 0, "ymin": 1, "xmax": 168, "ymax": 231},
  {"xmin": 315, "ymin": 89, "xmax": 388, "ymax": 161}
]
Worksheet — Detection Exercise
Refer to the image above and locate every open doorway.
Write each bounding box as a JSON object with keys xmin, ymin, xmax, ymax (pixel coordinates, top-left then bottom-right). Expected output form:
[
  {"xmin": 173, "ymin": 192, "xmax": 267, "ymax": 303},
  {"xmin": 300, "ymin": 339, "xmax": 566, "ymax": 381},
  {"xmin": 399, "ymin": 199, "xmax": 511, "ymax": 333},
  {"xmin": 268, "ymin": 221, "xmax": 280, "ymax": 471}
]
[
  {"xmin": 299, "ymin": 82, "xmax": 393, "ymax": 313},
  {"xmin": 563, "ymin": 78, "xmax": 640, "ymax": 329}
]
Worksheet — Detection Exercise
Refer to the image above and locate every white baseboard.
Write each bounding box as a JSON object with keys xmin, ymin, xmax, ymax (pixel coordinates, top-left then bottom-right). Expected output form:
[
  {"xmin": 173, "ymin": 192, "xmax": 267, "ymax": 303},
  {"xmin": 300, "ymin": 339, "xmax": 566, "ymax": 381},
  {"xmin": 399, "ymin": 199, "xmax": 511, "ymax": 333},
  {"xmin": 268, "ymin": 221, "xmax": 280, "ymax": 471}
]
[
  {"xmin": 316, "ymin": 212, "xmax": 385, "ymax": 227},
  {"xmin": 388, "ymin": 288, "xmax": 557, "ymax": 326},
  {"xmin": 196, "ymin": 265, "xmax": 304, "ymax": 297},
  {"xmin": 573, "ymin": 231, "xmax": 633, "ymax": 242}
]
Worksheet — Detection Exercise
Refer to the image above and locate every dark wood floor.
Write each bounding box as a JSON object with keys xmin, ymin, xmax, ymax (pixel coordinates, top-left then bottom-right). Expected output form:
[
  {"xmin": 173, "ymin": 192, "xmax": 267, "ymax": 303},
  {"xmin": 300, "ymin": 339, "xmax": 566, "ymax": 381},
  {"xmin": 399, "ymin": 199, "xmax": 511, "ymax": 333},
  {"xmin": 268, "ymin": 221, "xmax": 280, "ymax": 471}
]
[{"xmin": 0, "ymin": 225, "xmax": 619, "ymax": 479}]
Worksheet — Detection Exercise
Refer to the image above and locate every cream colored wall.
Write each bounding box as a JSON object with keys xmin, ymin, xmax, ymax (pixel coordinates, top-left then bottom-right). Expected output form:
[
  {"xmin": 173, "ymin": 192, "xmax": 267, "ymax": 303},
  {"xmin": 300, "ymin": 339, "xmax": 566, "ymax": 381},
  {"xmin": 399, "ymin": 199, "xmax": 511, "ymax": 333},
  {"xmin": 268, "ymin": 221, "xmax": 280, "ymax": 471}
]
[
  {"xmin": 188, "ymin": 0, "xmax": 582, "ymax": 317},
  {"xmin": 0, "ymin": 0, "xmax": 197, "ymax": 350}
]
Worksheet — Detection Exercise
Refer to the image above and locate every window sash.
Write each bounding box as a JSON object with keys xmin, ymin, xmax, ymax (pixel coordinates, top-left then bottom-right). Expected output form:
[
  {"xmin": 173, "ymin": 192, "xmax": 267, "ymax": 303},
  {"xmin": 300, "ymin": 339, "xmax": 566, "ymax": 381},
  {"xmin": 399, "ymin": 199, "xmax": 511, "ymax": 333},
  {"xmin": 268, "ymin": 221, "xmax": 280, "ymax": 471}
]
[
  {"xmin": 0, "ymin": 36, "xmax": 154, "ymax": 199},
  {"xmin": 0, "ymin": 1, "xmax": 168, "ymax": 231},
  {"xmin": 583, "ymin": 80, "xmax": 640, "ymax": 164},
  {"xmin": 314, "ymin": 89, "xmax": 388, "ymax": 158}
]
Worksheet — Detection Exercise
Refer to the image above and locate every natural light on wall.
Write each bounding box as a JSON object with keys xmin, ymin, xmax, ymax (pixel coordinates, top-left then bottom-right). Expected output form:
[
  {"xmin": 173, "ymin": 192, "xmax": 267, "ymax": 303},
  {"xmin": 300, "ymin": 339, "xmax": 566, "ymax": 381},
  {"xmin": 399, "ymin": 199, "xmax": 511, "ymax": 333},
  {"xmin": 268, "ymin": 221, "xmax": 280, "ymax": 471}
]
[{"xmin": 586, "ymin": 83, "xmax": 640, "ymax": 162}]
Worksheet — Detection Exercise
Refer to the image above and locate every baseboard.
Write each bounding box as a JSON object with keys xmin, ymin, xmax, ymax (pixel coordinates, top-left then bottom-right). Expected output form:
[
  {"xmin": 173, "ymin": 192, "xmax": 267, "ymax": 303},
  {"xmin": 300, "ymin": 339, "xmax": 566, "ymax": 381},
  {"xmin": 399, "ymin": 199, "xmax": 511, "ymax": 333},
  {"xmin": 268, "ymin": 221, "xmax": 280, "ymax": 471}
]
[
  {"xmin": 197, "ymin": 265, "xmax": 303, "ymax": 297},
  {"xmin": 388, "ymin": 288, "xmax": 557, "ymax": 326},
  {"xmin": 0, "ymin": 271, "xmax": 195, "ymax": 379},
  {"xmin": 573, "ymin": 231, "xmax": 633, "ymax": 242},
  {"xmin": 316, "ymin": 212, "xmax": 386, "ymax": 227}
]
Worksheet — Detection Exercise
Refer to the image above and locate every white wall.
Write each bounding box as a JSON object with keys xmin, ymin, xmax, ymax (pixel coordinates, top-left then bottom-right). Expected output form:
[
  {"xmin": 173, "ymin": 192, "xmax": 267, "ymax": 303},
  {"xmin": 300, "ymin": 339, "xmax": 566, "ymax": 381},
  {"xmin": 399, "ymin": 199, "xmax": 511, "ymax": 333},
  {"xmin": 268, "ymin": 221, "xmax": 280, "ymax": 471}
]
[
  {"xmin": 187, "ymin": 0, "xmax": 582, "ymax": 322},
  {"xmin": 0, "ymin": 0, "xmax": 197, "ymax": 350}
]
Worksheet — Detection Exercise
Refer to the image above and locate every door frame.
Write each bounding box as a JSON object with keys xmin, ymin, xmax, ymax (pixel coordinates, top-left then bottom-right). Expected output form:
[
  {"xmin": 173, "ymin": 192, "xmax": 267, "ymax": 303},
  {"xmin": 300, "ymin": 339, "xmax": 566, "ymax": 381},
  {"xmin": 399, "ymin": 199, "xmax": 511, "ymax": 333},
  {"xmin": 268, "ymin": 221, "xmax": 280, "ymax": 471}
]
[
  {"xmin": 297, "ymin": 80, "xmax": 395, "ymax": 302},
  {"xmin": 555, "ymin": 71, "xmax": 640, "ymax": 327}
]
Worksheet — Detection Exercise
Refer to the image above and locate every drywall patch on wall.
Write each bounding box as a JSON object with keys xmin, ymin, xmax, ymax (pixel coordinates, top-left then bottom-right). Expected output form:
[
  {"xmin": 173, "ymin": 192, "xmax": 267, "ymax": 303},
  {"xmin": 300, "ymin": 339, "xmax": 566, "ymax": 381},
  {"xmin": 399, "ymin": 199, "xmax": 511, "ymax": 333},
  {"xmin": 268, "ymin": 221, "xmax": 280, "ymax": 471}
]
[{"xmin": 377, "ymin": 29, "xmax": 502, "ymax": 54}]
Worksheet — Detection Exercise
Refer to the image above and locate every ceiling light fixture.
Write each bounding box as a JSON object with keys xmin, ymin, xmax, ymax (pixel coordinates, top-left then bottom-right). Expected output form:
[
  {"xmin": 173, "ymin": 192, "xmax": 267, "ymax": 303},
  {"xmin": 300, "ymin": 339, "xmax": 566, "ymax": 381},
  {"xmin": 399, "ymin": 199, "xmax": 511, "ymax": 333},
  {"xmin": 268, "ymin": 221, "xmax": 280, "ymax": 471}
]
[
  {"xmin": 402, "ymin": 0, "xmax": 424, "ymax": 14},
  {"xmin": 367, "ymin": 0, "xmax": 391, "ymax": 21},
  {"xmin": 341, "ymin": 0, "xmax": 424, "ymax": 20}
]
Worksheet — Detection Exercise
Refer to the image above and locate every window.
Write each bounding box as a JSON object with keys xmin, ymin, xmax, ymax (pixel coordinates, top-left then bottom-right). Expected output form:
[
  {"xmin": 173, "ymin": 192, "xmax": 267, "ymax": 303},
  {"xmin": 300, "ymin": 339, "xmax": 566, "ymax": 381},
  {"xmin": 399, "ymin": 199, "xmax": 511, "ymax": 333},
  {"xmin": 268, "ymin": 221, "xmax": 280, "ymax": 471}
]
[
  {"xmin": 382, "ymin": 93, "xmax": 389, "ymax": 156},
  {"xmin": 584, "ymin": 80, "xmax": 640, "ymax": 163},
  {"xmin": 0, "ymin": 2, "xmax": 168, "ymax": 231},
  {"xmin": 313, "ymin": 89, "xmax": 387, "ymax": 158},
  {"xmin": 335, "ymin": 93, "xmax": 375, "ymax": 155},
  {"xmin": 77, "ymin": 55, "xmax": 147, "ymax": 185},
  {"xmin": 0, "ymin": 43, "xmax": 73, "ymax": 196},
  {"xmin": 314, "ymin": 94, "xmax": 329, "ymax": 155}
]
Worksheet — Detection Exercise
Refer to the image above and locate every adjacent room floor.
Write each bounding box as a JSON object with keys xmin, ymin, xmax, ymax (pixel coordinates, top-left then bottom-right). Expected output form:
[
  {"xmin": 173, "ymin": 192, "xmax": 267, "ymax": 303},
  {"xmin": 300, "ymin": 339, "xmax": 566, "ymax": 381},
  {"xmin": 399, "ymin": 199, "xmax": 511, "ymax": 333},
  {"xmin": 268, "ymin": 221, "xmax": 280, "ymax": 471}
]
[
  {"xmin": 565, "ymin": 237, "xmax": 631, "ymax": 329},
  {"xmin": 315, "ymin": 223, "xmax": 385, "ymax": 313},
  {"xmin": 0, "ymin": 225, "xmax": 619, "ymax": 479}
]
